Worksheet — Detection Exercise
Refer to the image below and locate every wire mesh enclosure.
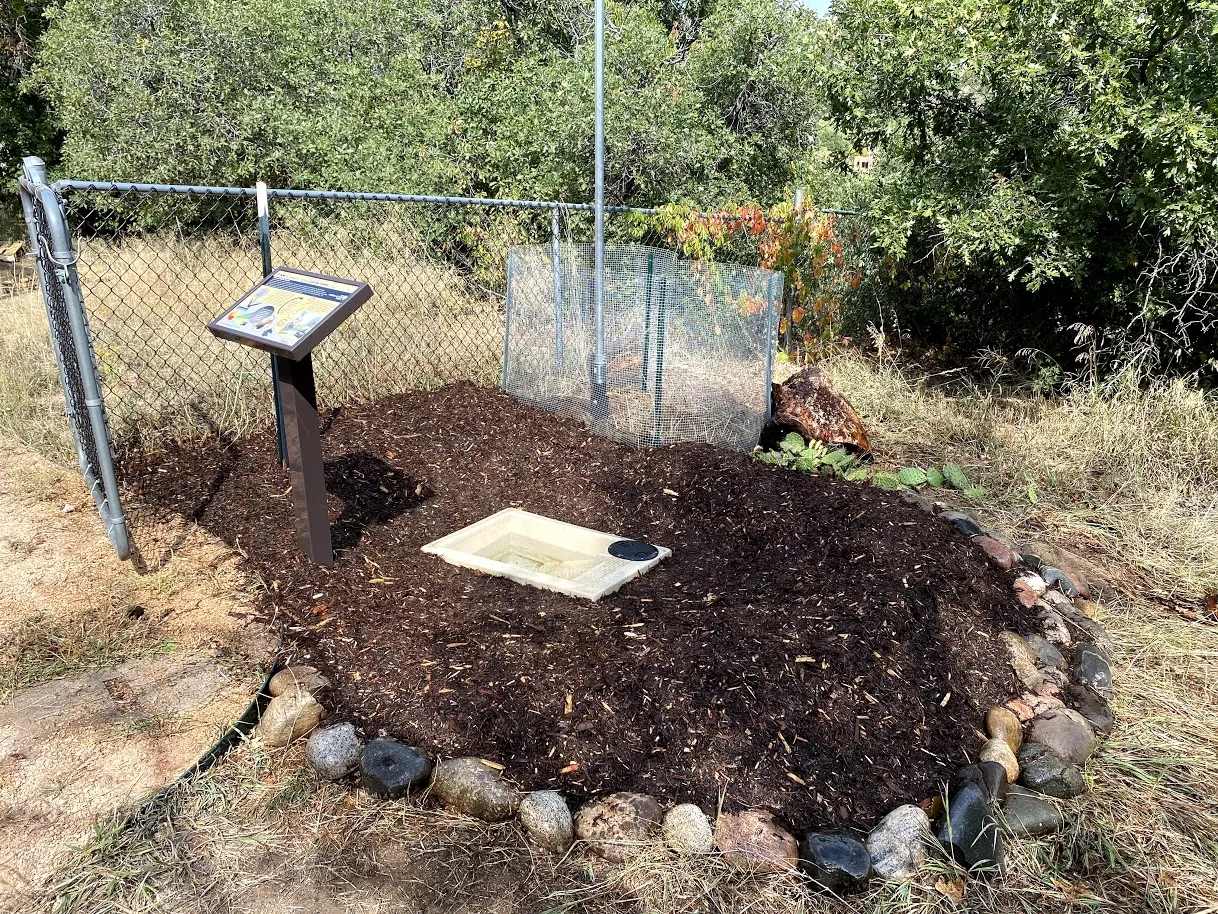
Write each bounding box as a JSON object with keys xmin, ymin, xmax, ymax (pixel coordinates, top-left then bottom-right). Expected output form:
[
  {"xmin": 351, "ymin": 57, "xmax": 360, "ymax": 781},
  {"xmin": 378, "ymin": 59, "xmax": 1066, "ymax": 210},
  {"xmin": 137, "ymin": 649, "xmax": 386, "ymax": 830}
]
[{"xmin": 503, "ymin": 243, "xmax": 783, "ymax": 451}]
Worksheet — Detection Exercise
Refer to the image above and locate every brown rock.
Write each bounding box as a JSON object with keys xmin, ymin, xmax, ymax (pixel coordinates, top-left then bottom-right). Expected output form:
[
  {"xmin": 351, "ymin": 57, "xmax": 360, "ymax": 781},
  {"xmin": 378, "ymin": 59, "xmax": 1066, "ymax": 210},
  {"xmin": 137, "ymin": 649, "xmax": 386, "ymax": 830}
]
[
  {"xmin": 1013, "ymin": 582, "xmax": 1040, "ymax": 608},
  {"xmin": 432, "ymin": 758, "xmax": 520, "ymax": 822},
  {"xmin": 978, "ymin": 737, "xmax": 1020, "ymax": 783},
  {"xmin": 985, "ymin": 707, "xmax": 1023, "ymax": 753},
  {"xmin": 762, "ymin": 367, "xmax": 871, "ymax": 455},
  {"xmin": 1028, "ymin": 541, "xmax": 1110, "ymax": 599},
  {"xmin": 257, "ymin": 688, "xmax": 324, "ymax": 747},
  {"xmin": 268, "ymin": 665, "xmax": 331, "ymax": 697},
  {"xmin": 976, "ymin": 536, "xmax": 1016, "ymax": 570},
  {"xmin": 1006, "ymin": 698, "xmax": 1035, "ymax": 722},
  {"xmin": 1000, "ymin": 632, "xmax": 1046, "ymax": 692},
  {"xmin": 715, "ymin": 809, "xmax": 799, "ymax": 874},
  {"xmin": 575, "ymin": 792, "xmax": 662, "ymax": 862},
  {"xmin": 1029, "ymin": 708, "xmax": 1097, "ymax": 765}
]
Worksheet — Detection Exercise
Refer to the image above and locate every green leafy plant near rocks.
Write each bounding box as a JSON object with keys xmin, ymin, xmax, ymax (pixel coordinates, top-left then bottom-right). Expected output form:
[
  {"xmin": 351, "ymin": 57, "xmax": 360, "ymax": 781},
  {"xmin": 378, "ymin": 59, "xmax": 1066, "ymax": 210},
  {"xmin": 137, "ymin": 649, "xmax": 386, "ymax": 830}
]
[{"xmin": 756, "ymin": 432, "xmax": 988, "ymax": 499}]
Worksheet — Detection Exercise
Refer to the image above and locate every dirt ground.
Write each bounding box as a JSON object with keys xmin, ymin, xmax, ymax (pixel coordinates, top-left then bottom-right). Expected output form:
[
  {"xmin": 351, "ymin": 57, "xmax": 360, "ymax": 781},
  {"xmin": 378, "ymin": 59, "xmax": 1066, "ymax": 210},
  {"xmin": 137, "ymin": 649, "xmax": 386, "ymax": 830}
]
[
  {"xmin": 0, "ymin": 440, "xmax": 271, "ymax": 905},
  {"xmin": 124, "ymin": 384, "xmax": 1035, "ymax": 829}
]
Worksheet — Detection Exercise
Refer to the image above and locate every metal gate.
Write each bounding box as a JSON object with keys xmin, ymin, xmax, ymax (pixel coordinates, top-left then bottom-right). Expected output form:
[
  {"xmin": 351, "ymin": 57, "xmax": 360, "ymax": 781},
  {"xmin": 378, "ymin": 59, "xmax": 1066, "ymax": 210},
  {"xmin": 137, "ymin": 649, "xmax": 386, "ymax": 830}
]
[{"xmin": 17, "ymin": 156, "xmax": 130, "ymax": 559}]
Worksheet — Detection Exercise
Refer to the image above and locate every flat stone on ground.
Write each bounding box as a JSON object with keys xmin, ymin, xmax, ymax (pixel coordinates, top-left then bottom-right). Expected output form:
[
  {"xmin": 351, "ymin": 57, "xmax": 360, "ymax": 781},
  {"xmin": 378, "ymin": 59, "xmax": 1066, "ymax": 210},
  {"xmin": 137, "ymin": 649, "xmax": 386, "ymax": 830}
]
[
  {"xmin": 360, "ymin": 738, "xmax": 433, "ymax": 799},
  {"xmin": 1001, "ymin": 788, "xmax": 1064, "ymax": 837},
  {"xmin": 1066, "ymin": 684, "xmax": 1115, "ymax": 735}
]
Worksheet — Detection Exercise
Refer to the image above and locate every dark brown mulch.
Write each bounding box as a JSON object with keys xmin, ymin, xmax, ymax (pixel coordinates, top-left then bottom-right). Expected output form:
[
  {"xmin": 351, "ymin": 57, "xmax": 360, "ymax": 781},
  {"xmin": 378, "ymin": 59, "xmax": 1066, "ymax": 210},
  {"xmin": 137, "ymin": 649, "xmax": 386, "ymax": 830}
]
[{"xmin": 123, "ymin": 383, "xmax": 1035, "ymax": 830}]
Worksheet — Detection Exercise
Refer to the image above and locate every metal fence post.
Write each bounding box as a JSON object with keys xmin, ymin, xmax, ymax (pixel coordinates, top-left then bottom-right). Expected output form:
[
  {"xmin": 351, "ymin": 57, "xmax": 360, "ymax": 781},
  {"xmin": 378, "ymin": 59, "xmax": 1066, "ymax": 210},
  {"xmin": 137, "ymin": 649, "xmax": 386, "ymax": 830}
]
[
  {"xmin": 551, "ymin": 205, "xmax": 565, "ymax": 369},
  {"xmin": 21, "ymin": 159, "xmax": 130, "ymax": 560},
  {"xmin": 763, "ymin": 271, "xmax": 781, "ymax": 422},
  {"xmin": 502, "ymin": 249, "xmax": 516, "ymax": 391},
  {"xmin": 258, "ymin": 181, "xmax": 288, "ymax": 466}
]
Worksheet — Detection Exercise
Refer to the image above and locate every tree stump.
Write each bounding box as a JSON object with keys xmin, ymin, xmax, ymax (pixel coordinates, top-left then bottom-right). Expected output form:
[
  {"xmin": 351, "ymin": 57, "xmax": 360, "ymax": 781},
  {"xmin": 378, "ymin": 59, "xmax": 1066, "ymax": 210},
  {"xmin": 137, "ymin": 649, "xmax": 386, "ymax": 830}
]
[{"xmin": 761, "ymin": 366, "xmax": 872, "ymax": 455}]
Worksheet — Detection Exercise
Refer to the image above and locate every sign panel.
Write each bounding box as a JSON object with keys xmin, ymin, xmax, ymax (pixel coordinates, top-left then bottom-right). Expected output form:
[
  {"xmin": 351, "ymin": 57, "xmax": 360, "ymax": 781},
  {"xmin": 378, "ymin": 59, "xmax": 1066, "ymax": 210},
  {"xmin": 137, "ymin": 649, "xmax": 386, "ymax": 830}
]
[{"xmin": 208, "ymin": 266, "xmax": 372, "ymax": 360}]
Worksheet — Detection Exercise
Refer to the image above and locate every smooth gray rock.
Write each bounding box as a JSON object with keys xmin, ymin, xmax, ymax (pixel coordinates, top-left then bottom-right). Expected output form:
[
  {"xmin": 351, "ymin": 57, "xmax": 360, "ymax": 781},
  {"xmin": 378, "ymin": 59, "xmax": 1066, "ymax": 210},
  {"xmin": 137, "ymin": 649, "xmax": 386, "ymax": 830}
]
[
  {"xmin": 360, "ymin": 739, "xmax": 433, "ymax": 799},
  {"xmin": 518, "ymin": 790, "xmax": 574, "ymax": 854},
  {"xmin": 1001, "ymin": 788, "xmax": 1064, "ymax": 837},
  {"xmin": 1017, "ymin": 743, "xmax": 1086, "ymax": 798},
  {"xmin": 1066, "ymin": 684, "xmax": 1115, "ymax": 735},
  {"xmin": 1029, "ymin": 708, "xmax": 1097, "ymax": 765},
  {"xmin": 865, "ymin": 804, "xmax": 930, "ymax": 880},
  {"xmin": 305, "ymin": 722, "xmax": 363, "ymax": 780},
  {"xmin": 1024, "ymin": 634, "xmax": 1066, "ymax": 671},
  {"xmin": 799, "ymin": 832, "xmax": 871, "ymax": 893},
  {"xmin": 1074, "ymin": 643, "xmax": 1113, "ymax": 699},
  {"xmin": 937, "ymin": 782, "xmax": 1004, "ymax": 873},
  {"xmin": 432, "ymin": 757, "xmax": 520, "ymax": 821}
]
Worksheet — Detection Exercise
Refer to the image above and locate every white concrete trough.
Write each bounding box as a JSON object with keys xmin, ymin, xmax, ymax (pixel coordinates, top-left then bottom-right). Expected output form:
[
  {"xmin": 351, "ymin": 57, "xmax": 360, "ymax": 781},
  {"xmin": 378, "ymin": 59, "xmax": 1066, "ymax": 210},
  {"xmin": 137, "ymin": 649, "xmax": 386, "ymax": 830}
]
[{"xmin": 421, "ymin": 508, "xmax": 670, "ymax": 601}]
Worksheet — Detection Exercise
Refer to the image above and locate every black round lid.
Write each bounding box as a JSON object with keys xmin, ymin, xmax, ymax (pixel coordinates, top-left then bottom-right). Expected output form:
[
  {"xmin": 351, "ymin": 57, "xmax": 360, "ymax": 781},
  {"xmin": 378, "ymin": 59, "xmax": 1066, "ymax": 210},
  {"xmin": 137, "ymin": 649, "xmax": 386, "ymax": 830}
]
[{"xmin": 608, "ymin": 539, "xmax": 660, "ymax": 561}]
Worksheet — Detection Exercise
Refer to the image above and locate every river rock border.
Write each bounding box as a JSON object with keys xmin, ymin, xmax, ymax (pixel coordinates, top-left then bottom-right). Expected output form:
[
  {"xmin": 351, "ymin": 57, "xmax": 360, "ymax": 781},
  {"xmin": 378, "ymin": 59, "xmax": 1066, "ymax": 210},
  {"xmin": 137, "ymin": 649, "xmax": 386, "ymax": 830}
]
[{"xmin": 253, "ymin": 500, "xmax": 1117, "ymax": 892}]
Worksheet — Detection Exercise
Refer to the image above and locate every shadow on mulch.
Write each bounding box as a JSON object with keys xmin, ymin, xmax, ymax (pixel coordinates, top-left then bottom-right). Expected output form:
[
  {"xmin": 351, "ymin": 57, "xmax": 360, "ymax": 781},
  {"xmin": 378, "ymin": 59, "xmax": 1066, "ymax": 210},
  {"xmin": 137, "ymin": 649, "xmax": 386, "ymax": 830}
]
[{"xmin": 122, "ymin": 383, "xmax": 1036, "ymax": 830}]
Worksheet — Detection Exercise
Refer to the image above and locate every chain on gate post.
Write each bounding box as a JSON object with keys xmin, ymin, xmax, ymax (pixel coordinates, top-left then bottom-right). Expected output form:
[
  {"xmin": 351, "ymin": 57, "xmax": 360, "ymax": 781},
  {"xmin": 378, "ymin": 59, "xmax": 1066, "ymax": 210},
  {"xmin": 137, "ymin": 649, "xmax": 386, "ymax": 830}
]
[{"xmin": 258, "ymin": 181, "xmax": 288, "ymax": 466}]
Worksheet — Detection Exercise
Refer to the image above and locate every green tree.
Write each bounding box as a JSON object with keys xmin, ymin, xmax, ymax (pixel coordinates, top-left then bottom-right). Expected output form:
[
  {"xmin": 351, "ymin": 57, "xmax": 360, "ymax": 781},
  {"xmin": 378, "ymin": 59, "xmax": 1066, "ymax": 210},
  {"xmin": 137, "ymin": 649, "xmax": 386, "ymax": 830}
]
[
  {"xmin": 825, "ymin": 0, "xmax": 1218, "ymax": 377},
  {"xmin": 1, "ymin": 0, "xmax": 58, "ymax": 236}
]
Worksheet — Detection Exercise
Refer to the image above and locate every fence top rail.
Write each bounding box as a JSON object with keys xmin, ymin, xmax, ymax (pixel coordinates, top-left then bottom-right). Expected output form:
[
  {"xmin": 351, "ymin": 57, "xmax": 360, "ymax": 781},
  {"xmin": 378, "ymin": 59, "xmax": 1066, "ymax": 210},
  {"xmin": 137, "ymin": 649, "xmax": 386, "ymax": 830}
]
[{"xmin": 48, "ymin": 179, "xmax": 858, "ymax": 217}]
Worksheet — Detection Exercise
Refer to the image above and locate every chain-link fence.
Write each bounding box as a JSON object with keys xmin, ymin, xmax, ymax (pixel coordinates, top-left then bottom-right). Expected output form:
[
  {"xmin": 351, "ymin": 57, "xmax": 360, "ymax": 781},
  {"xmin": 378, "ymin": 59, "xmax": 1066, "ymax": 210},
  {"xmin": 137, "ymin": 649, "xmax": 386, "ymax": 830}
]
[{"xmin": 18, "ymin": 160, "xmax": 869, "ymax": 562}]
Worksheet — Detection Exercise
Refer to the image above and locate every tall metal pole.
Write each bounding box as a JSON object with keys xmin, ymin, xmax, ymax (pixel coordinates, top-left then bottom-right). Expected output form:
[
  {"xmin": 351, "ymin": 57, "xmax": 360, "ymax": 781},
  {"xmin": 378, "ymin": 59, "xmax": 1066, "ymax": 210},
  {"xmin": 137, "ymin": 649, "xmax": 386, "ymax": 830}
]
[
  {"xmin": 590, "ymin": 0, "xmax": 608, "ymax": 427},
  {"xmin": 258, "ymin": 181, "xmax": 288, "ymax": 466}
]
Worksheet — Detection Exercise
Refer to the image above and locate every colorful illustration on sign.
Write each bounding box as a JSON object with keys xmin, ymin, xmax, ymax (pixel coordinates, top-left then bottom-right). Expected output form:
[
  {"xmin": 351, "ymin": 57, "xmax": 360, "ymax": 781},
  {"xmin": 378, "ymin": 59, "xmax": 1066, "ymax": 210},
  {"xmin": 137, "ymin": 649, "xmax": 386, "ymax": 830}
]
[{"xmin": 214, "ymin": 270, "xmax": 360, "ymax": 350}]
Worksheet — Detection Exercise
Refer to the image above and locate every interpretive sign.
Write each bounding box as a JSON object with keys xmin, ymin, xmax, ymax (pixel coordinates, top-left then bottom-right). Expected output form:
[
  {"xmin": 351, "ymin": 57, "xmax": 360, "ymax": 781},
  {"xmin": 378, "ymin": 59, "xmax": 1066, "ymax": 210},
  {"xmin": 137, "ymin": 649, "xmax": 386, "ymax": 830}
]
[
  {"xmin": 207, "ymin": 267, "xmax": 372, "ymax": 360},
  {"xmin": 208, "ymin": 267, "xmax": 375, "ymax": 566}
]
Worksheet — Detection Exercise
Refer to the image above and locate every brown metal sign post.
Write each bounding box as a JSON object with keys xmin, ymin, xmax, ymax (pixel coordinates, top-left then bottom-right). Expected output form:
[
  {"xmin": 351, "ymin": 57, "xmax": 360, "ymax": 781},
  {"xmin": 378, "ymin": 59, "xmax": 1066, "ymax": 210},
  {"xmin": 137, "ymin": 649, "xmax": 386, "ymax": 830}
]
[
  {"xmin": 207, "ymin": 267, "xmax": 373, "ymax": 566},
  {"xmin": 275, "ymin": 352, "xmax": 332, "ymax": 563}
]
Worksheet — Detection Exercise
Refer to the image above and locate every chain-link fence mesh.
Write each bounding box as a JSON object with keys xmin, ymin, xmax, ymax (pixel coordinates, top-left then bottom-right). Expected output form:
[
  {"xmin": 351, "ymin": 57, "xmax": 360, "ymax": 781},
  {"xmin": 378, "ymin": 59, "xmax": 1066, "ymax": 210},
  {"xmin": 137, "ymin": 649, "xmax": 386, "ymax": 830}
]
[
  {"xmin": 17, "ymin": 181, "xmax": 811, "ymax": 560},
  {"xmin": 504, "ymin": 243, "xmax": 781, "ymax": 451}
]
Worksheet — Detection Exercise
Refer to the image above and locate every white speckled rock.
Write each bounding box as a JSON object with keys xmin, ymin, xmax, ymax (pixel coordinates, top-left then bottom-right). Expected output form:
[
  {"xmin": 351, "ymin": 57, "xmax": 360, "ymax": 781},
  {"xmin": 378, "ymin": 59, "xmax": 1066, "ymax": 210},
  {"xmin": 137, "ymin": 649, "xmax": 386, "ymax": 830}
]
[
  {"xmin": 662, "ymin": 803, "xmax": 714, "ymax": 855},
  {"xmin": 518, "ymin": 791, "xmax": 573, "ymax": 854},
  {"xmin": 305, "ymin": 722, "xmax": 363, "ymax": 780},
  {"xmin": 865, "ymin": 805, "xmax": 930, "ymax": 881}
]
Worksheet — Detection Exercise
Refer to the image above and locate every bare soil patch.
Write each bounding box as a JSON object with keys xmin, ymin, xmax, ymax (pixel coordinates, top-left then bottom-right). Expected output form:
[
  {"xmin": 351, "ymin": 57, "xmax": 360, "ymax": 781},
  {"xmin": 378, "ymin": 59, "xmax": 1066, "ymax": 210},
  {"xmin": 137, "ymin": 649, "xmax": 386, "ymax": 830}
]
[
  {"xmin": 0, "ymin": 440, "xmax": 269, "ymax": 904},
  {"xmin": 124, "ymin": 384, "xmax": 1035, "ymax": 829}
]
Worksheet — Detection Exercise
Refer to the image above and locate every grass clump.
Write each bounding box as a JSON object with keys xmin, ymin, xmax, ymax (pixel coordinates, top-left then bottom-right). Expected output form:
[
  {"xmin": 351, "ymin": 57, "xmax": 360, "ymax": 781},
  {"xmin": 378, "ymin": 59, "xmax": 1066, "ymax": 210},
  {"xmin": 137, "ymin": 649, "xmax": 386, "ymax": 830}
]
[{"xmin": 0, "ymin": 611, "xmax": 172, "ymax": 701}]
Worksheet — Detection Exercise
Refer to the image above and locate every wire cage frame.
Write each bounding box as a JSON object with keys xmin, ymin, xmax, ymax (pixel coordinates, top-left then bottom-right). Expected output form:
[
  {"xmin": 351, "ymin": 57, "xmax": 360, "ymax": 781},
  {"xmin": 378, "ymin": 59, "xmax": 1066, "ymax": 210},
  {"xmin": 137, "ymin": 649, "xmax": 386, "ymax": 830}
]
[{"xmin": 503, "ymin": 243, "xmax": 784, "ymax": 451}]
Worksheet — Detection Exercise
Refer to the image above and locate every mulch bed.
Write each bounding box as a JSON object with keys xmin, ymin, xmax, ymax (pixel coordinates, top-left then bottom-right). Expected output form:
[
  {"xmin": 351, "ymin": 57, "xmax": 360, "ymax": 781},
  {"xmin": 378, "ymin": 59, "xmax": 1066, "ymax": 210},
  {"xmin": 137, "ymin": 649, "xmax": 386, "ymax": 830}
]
[{"xmin": 123, "ymin": 383, "xmax": 1035, "ymax": 829}]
